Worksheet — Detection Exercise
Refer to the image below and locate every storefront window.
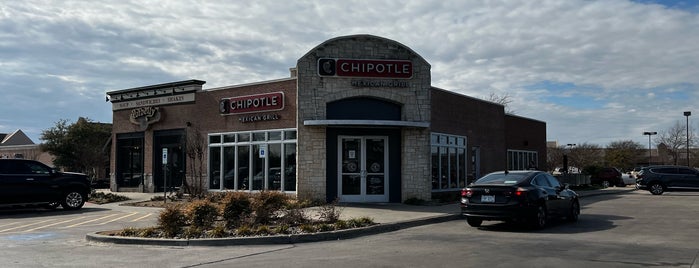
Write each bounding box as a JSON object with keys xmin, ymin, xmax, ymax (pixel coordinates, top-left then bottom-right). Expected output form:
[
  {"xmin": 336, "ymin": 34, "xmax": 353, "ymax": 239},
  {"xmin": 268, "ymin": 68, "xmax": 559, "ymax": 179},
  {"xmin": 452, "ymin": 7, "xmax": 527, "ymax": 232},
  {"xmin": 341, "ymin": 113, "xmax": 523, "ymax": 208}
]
[
  {"xmin": 507, "ymin": 150, "xmax": 538, "ymax": 170},
  {"xmin": 268, "ymin": 144, "xmax": 282, "ymax": 190},
  {"xmin": 431, "ymin": 133, "xmax": 468, "ymax": 191},
  {"xmin": 116, "ymin": 134, "xmax": 144, "ymax": 188},
  {"xmin": 209, "ymin": 147, "xmax": 221, "ymax": 189},
  {"xmin": 237, "ymin": 146, "xmax": 250, "ymax": 190},
  {"xmin": 269, "ymin": 131, "xmax": 282, "ymax": 141},
  {"xmin": 223, "ymin": 134, "xmax": 236, "ymax": 143},
  {"xmin": 284, "ymin": 143, "xmax": 296, "ymax": 191},
  {"xmin": 208, "ymin": 129, "xmax": 297, "ymax": 192},
  {"xmin": 223, "ymin": 147, "xmax": 235, "ymax": 189},
  {"xmin": 253, "ymin": 132, "xmax": 266, "ymax": 142}
]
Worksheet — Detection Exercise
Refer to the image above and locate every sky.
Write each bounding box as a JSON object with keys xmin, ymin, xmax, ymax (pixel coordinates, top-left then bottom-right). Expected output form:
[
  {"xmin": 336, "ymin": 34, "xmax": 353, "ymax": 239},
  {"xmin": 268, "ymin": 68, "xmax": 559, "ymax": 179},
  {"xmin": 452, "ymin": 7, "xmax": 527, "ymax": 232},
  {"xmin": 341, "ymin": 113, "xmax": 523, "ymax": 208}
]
[{"xmin": 1, "ymin": 0, "xmax": 698, "ymax": 147}]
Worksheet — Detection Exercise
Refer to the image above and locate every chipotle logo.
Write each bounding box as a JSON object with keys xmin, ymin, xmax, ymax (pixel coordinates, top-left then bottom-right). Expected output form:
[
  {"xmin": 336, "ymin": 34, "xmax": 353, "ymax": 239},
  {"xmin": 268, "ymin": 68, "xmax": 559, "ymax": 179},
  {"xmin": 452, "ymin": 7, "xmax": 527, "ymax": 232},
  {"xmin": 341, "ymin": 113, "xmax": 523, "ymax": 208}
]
[{"xmin": 219, "ymin": 92, "xmax": 285, "ymax": 115}]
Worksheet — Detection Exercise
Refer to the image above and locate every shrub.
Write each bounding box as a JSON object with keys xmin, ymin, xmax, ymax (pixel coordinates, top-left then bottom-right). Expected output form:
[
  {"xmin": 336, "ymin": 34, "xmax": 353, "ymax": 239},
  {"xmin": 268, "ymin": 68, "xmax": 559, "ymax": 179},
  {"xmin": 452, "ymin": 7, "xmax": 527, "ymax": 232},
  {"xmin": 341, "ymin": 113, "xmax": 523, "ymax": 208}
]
[
  {"xmin": 158, "ymin": 204, "xmax": 186, "ymax": 237},
  {"xmin": 183, "ymin": 227, "xmax": 204, "ymax": 238},
  {"xmin": 299, "ymin": 224, "xmax": 316, "ymax": 233},
  {"xmin": 274, "ymin": 224, "xmax": 291, "ymax": 234},
  {"xmin": 235, "ymin": 225, "xmax": 254, "ymax": 236},
  {"xmin": 88, "ymin": 191, "xmax": 130, "ymax": 204},
  {"xmin": 317, "ymin": 198, "xmax": 342, "ymax": 223},
  {"xmin": 137, "ymin": 227, "xmax": 160, "ymax": 237},
  {"xmin": 250, "ymin": 191, "xmax": 288, "ymax": 224},
  {"xmin": 255, "ymin": 225, "xmax": 272, "ymax": 236},
  {"xmin": 221, "ymin": 192, "xmax": 252, "ymax": 228},
  {"xmin": 279, "ymin": 208, "xmax": 309, "ymax": 225},
  {"xmin": 208, "ymin": 223, "xmax": 229, "ymax": 238},
  {"xmin": 334, "ymin": 219, "xmax": 349, "ymax": 230},
  {"xmin": 317, "ymin": 223, "xmax": 334, "ymax": 232},
  {"xmin": 184, "ymin": 200, "xmax": 219, "ymax": 229}
]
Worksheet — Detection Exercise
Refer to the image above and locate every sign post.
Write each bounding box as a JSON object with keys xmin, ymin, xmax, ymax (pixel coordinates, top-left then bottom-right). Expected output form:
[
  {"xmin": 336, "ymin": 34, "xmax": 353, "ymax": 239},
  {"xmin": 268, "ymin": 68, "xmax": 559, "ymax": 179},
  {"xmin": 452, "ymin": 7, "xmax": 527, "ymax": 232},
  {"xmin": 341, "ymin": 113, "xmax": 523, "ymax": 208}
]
[{"xmin": 162, "ymin": 148, "xmax": 168, "ymax": 204}]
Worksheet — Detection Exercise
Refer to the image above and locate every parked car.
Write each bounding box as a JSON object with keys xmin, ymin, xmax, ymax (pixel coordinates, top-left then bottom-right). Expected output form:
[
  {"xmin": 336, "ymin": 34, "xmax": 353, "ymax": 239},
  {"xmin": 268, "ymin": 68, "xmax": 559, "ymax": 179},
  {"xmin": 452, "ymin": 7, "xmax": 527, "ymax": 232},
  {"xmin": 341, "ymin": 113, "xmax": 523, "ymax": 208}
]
[
  {"xmin": 591, "ymin": 167, "xmax": 624, "ymax": 187},
  {"xmin": 0, "ymin": 159, "xmax": 91, "ymax": 210},
  {"xmin": 636, "ymin": 165, "xmax": 699, "ymax": 195},
  {"xmin": 460, "ymin": 170, "xmax": 580, "ymax": 229}
]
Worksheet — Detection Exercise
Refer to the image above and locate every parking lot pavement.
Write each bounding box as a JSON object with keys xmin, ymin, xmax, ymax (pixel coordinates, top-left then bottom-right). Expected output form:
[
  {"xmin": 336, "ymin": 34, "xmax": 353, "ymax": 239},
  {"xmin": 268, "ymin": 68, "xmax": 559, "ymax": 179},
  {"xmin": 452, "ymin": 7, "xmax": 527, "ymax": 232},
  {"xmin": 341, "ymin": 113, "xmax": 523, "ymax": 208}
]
[{"xmin": 86, "ymin": 187, "xmax": 637, "ymax": 246}]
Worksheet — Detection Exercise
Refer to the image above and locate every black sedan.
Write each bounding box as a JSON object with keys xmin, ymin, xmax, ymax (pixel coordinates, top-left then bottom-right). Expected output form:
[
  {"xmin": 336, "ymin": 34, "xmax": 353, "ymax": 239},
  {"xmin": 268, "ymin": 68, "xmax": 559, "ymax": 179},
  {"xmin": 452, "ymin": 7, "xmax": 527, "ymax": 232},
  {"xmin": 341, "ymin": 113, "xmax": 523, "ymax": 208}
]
[{"xmin": 460, "ymin": 170, "xmax": 580, "ymax": 229}]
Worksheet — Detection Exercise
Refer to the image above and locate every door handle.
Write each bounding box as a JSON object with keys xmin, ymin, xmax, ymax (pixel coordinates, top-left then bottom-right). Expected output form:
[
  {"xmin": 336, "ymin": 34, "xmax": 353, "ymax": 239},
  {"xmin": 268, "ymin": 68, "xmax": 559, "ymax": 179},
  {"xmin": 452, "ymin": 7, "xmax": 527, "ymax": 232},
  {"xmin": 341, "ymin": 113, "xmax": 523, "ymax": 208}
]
[{"xmin": 26, "ymin": 178, "xmax": 34, "ymax": 181}]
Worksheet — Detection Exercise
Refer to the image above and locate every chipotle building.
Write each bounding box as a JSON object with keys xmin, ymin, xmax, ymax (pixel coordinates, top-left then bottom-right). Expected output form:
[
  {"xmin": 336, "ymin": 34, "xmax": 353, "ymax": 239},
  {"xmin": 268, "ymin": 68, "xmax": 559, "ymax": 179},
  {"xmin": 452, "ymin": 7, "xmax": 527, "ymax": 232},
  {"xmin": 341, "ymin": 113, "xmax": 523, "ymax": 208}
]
[{"xmin": 106, "ymin": 35, "xmax": 546, "ymax": 203}]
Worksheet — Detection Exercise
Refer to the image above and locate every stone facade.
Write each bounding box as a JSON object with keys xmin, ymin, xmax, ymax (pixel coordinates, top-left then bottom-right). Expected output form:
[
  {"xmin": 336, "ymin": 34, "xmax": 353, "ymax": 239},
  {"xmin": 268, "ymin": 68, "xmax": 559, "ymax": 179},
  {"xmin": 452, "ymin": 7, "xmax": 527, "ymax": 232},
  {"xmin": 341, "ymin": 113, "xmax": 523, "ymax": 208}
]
[{"xmin": 296, "ymin": 35, "xmax": 432, "ymax": 202}]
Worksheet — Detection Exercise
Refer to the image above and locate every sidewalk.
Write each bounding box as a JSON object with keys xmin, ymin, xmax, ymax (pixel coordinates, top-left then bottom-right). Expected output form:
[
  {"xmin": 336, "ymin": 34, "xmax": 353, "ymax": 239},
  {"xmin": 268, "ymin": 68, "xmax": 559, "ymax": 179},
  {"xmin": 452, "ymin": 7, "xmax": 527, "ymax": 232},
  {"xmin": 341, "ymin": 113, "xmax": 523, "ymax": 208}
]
[{"xmin": 86, "ymin": 187, "xmax": 636, "ymax": 246}]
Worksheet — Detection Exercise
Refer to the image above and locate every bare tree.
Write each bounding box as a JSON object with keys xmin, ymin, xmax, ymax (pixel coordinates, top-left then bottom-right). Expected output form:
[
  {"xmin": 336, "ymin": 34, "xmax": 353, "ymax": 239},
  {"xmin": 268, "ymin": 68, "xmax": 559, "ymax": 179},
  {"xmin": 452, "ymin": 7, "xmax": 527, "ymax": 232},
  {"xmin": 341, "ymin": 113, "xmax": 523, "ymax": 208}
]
[
  {"xmin": 568, "ymin": 143, "xmax": 602, "ymax": 170},
  {"xmin": 605, "ymin": 140, "xmax": 643, "ymax": 171},
  {"xmin": 184, "ymin": 126, "xmax": 207, "ymax": 197},
  {"xmin": 487, "ymin": 92, "xmax": 515, "ymax": 114},
  {"xmin": 654, "ymin": 121, "xmax": 695, "ymax": 165},
  {"xmin": 546, "ymin": 146, "xmax": 565, "ymax": 171}
]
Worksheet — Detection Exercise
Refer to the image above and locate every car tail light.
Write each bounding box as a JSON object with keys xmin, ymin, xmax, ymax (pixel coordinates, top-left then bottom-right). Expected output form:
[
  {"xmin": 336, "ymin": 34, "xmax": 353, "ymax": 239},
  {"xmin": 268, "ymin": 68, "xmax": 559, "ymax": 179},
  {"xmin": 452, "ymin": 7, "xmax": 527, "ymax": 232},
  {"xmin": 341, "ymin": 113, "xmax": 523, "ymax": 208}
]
[
  {"xmin": 461, "ymin": 189, "xmax": 473, "ymax": 197},
  {"xmin": 514, "ymin": 187, "xmax": 527, "ymax": 197}
]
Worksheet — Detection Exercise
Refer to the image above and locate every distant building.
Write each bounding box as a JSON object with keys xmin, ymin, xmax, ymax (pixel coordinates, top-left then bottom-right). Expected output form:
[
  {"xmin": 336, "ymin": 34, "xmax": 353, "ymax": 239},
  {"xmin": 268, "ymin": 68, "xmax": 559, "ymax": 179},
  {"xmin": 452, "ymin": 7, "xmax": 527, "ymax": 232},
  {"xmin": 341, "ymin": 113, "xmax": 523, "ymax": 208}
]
[{"xmin": 0, "ymin": 129, "xmax": 54, "ymax": 165}]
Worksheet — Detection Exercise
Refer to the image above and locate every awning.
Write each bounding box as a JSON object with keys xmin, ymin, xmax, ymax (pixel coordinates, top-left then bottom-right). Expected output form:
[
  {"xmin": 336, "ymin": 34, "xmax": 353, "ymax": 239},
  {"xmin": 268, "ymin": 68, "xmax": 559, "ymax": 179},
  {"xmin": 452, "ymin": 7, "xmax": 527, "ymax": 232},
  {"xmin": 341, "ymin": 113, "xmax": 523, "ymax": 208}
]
[{"xmin": 303, "ymin": 119, "xmax": 429, "ymax": 128}]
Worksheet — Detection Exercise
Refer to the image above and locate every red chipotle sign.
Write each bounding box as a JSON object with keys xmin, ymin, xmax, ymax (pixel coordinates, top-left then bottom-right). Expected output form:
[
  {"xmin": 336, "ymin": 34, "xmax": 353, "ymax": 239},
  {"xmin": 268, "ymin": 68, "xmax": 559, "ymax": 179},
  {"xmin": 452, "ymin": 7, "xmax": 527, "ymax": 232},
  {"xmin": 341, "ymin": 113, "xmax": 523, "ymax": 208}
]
[
  {"xmin": 219, "ymin": 92, "xmax": 284, "ymax": 115},
  {"xmin": 318, "ymin": 58, "xmax": 413, "ymax": 78}
]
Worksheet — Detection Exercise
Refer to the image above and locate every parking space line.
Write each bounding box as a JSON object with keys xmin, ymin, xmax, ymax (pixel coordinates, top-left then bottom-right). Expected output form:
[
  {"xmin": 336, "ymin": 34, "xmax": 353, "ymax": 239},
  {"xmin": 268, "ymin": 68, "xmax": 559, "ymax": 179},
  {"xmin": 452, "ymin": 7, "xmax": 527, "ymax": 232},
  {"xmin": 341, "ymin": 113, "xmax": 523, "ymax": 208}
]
[
  {"xmin": 62, "ymin": 214, "xmax": 123, "ymax": 228},
  {"xmin": 130, "ymin": 213, "xmax": 153, "ymax": 222},
  {"xmin": 23, "ymin": 216, "xmax": 88, "ymax": 232},
  {"xmin": 0, "ymin": 219, "xmax": 54, "ymax": 233},
  {"xmin": 97, "ymin": 212, "xmax": 139, "ymax": 225},
  {"xmin": 0, "ymin": 222, "xmax": 22, "ymax": 228}
]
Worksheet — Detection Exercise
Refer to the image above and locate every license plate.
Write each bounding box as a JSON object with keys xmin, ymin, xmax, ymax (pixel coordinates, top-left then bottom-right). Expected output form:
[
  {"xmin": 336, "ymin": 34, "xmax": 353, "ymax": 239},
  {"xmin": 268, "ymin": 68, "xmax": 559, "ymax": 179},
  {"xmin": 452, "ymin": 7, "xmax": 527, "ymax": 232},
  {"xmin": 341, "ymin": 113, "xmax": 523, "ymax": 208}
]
[{"xmin": 481, "ymin": 195, "xmax": 495, "ymax": 203}]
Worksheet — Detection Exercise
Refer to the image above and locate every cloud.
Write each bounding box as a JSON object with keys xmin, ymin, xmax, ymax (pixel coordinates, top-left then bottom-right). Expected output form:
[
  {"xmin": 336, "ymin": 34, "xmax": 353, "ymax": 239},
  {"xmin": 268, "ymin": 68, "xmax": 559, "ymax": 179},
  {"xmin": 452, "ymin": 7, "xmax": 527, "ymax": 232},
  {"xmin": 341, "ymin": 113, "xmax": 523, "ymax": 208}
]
[{"xmin": 0, "ymin": 0, "xmax": 697, "ymax": 147}]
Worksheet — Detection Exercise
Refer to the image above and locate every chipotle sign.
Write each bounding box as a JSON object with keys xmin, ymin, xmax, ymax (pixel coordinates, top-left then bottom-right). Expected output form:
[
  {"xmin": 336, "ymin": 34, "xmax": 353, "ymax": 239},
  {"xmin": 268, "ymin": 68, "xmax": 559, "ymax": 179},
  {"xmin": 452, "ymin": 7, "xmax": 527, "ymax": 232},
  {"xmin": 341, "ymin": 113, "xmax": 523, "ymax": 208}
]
[
  {"xmin": 219, "ymin": 92, "xmax": 284, "ymax": 115},
  {"xmin": 318, "ymin": 58, "xmax": 413, "ymax": 78}
]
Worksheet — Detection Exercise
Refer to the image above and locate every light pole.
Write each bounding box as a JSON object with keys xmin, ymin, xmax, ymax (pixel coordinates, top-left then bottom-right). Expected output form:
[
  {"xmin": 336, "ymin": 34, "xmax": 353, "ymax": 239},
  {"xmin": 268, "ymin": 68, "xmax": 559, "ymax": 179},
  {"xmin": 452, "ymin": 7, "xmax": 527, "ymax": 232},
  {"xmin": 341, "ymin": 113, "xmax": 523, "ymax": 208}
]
[
  {"xmin": 566, "ymin": 143, "xmax": 576, "ymax": 173},
  {"xmin": 684, "ymin": 111, "xmax": 691, "ymax": 166},
  {"xmin": 643, "ymin": 131, "xmax": 657, "ymax": 166}
]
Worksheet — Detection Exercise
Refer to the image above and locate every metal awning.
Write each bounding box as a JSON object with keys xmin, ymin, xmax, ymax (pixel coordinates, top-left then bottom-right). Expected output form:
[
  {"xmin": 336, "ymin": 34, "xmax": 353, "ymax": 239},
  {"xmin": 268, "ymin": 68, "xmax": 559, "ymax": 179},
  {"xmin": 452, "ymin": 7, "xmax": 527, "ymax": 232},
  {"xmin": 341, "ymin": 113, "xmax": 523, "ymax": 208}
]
[{"xmin": 303, "ymin": 120, "xmax": 429, "ymax": 128}]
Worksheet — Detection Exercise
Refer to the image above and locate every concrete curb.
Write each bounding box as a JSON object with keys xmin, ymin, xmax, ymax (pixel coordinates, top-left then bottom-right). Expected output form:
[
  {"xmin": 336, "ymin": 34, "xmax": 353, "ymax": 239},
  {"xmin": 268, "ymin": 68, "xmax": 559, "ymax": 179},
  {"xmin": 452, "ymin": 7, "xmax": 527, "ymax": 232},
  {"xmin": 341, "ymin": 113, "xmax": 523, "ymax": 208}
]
[
  {"xmin": 85, "ymin": 188, "xmax": 633, "ymax": 246},
  {"xmin": 86, "ymin": 214, "xmax": 463, "ymax": 247}
]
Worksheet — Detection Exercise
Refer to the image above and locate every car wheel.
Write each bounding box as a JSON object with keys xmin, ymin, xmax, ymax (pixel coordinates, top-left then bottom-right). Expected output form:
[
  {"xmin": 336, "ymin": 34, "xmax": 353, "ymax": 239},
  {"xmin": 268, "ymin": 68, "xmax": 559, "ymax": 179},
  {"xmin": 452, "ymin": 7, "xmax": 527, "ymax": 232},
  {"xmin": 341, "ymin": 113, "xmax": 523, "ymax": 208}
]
[
  {"xmin": 466, "ymin": 217, "xmax": 483, "ymax": 227},
  {"xmin": 568, "ymin": 200, "xmax": 580, "ymax": 222},
  {"xmin": 531, "ymin": 205, "xmax": 547, "ymax": 229},
  {"xmin": 61, "ymin": 190, "xmax": 86, "ymax": 210},
  {"xmin": 602, "ymin": 180, "xmax": 610, "ymax": 188},
  {"xmin": 649, "ymin": 183, "xmax": 664, "ymax": 195}
]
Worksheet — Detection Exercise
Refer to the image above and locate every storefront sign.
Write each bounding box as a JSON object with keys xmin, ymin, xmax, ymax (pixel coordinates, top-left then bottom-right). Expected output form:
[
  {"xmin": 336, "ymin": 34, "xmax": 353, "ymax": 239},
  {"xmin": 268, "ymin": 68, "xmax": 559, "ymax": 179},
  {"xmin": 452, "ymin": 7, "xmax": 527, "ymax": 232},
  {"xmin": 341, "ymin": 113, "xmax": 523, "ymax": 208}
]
[
  {"xmin": 351, "ymin": 79, "xmax": 410, "ymax": 88},
  {"xmin": 318, "ymin": 58, "xmax": 413, "ymax": 78},
  {"xmin": 239, "ymin": 114, "xmax": 281, "ymax": 123},
  {"xmin": 129, "ymin": 106, "xmax": 161, "ymax": 130},
  {"xmin": 220, "ymin": 92, "xmax": 284, "ymax": 115},
  {"xmin": 112, "ymin": 93, "xmax": 195, "ymax": 111}
]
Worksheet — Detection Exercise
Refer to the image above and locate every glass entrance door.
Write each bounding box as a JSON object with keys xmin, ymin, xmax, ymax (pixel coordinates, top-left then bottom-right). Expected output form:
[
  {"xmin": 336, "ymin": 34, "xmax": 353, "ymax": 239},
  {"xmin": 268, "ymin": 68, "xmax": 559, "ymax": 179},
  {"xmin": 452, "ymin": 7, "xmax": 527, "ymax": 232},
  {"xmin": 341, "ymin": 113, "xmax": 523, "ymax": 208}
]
[{"xmin": 338, "ymin": 136, "xmax": 388, "ymax": 202}]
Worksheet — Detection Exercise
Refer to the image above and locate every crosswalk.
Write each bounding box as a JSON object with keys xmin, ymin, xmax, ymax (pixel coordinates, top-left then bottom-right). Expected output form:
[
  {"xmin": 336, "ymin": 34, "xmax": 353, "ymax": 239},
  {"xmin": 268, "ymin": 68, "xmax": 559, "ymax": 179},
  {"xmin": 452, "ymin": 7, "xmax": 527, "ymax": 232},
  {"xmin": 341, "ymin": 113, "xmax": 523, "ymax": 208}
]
[{"xmin": 0, "ymin": 211, "xmax": 156, "ymax": 234}]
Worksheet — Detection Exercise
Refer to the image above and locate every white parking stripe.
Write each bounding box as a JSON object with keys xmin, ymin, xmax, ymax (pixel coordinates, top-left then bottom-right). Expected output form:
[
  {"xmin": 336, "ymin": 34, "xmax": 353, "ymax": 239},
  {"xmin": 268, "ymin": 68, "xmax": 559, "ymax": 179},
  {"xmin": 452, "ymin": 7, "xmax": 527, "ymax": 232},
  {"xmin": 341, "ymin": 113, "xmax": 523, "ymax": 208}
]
[
  {"xmin": 130, "ymin": 213, "xmax": 153, "ymax": 222},
  {"xmin": 0, "ymin": 219, "xmax": 54, "ymax": 233},
  {"xmin": 97, "ymin": 212, "xmax": 139, "ymax": 225},
  {"xmin": 23, "ymin": 216, "xmax": 88, "ymax": 232},
  {"xmin": 62, "ymin": 214, "xmax": 123, "ymax": 228}
]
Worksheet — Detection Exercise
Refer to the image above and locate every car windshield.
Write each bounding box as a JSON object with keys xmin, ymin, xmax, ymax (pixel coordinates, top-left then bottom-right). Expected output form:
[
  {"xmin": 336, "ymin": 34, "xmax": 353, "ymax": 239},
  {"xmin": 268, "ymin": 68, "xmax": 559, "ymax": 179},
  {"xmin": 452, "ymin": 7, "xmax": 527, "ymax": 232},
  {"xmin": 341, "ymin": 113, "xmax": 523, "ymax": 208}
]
[{"xmin": 474, "ymin": 172, "xmax": 529, "ymax": 185}]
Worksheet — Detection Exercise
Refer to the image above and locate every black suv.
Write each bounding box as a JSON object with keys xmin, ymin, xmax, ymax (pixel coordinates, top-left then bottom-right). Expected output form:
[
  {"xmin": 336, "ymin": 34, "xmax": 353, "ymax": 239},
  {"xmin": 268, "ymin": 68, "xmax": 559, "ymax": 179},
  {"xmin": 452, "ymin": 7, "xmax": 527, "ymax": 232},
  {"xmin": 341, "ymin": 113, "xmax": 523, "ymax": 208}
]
[
  {"xmin": 636, "ymin": 165, "xmax": 699, "ymax": 195},
  {"xmin": 0, "ymin": 159, "xmax": 90, "ymax": 210}
]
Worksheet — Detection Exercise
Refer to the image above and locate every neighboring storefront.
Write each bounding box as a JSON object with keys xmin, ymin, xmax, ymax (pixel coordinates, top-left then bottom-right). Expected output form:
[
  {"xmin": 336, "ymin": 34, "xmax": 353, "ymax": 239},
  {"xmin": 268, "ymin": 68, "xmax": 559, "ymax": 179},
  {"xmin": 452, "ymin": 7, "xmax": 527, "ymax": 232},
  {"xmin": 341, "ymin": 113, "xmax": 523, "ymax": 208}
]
[{"xmin": 106, "ymin": 34, "xmax": 546, "ymax": 202}]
